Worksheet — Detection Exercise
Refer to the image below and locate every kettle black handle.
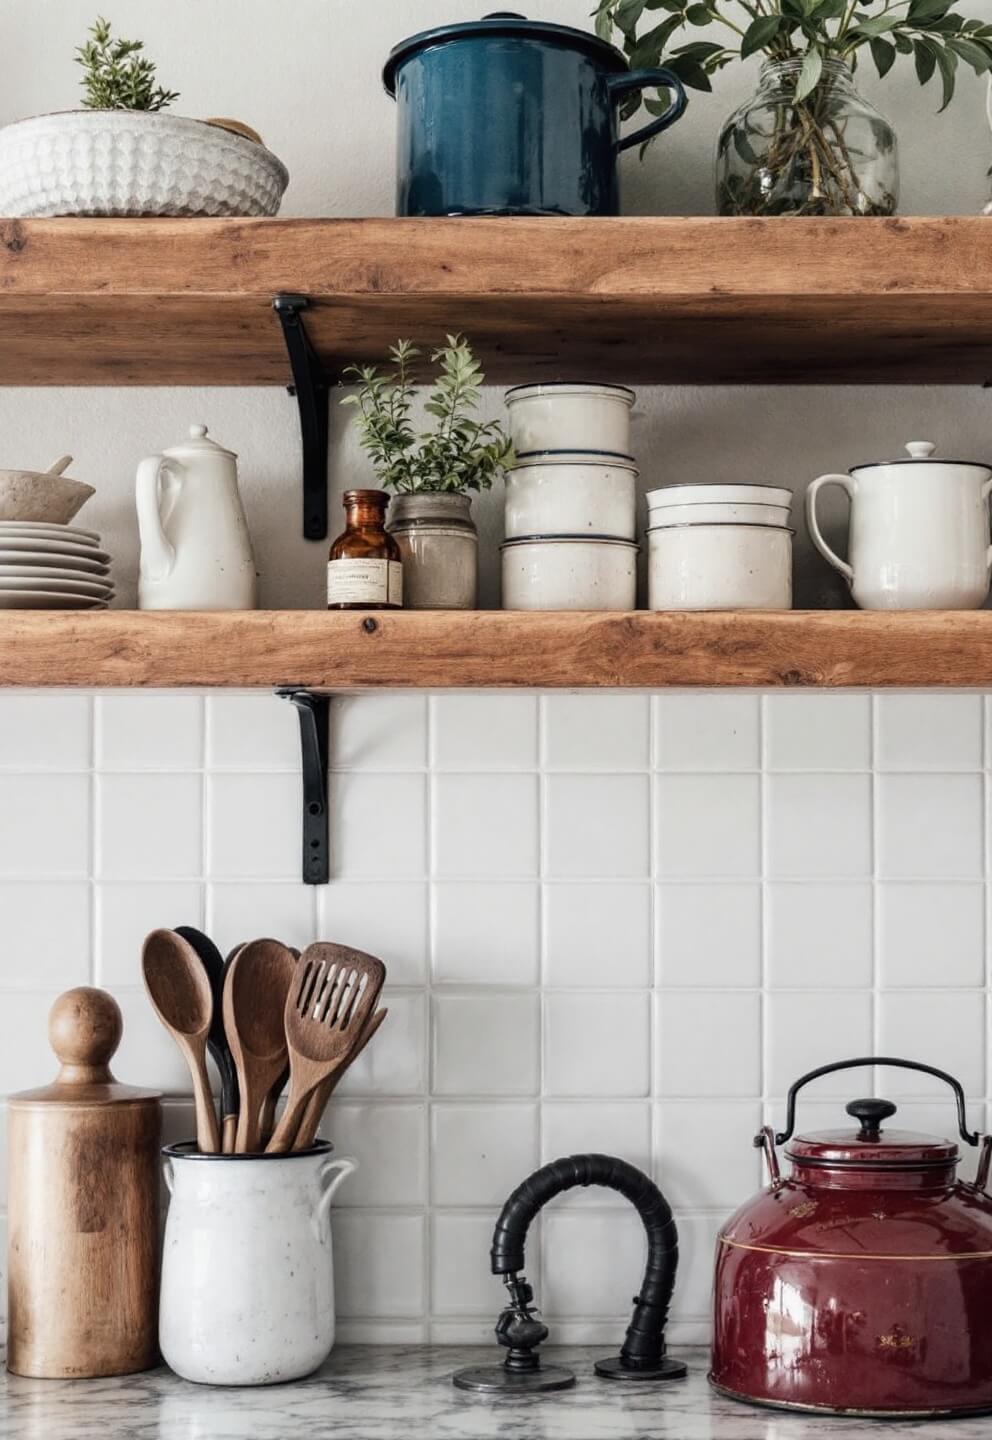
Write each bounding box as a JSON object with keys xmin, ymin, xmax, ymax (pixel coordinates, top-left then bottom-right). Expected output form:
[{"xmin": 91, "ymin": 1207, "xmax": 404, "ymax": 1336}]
[
  {"xmin": 776, "ymin": 1056, "xmax": 979, "ymax": 1148},
  {"xmin": 607, "ymin": 69, "xmax": 687, "ymax": 153}
]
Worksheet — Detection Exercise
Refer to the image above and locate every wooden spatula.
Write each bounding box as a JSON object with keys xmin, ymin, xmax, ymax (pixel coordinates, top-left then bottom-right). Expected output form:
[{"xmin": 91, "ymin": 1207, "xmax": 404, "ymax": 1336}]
[
  {"xmin": 222, "ymin": 938, "xmax": 297, "ymax": 1153},
  {"xmin": 266, "ymin": 944, "xmax": 385, "ymax": 1154},
  {"xmin": 292, "ymin": 1003, "xmax": 389, "ymax": 1151}
]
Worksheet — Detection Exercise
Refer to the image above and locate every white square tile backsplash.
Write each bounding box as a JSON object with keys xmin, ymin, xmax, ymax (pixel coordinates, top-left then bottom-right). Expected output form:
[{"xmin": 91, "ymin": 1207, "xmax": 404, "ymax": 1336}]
[{"xmin": 2, "ymin": 687, "xmax": 992, "ymax": 1348}]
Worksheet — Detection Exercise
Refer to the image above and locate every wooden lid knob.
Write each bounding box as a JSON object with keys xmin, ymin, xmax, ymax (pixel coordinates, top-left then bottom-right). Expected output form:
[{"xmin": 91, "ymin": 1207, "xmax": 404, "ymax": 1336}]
[{"xmin": 49, "ymin": 987, "xmax": 122, "ymax": 1084}]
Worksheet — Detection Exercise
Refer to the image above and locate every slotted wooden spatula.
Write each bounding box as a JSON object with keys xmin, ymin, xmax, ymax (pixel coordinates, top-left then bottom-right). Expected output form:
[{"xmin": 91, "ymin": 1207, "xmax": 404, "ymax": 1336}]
[
  {"xmin": 266, "ymin": 944, "xmax": 385, "ymax": 1153},
  {"xmin": 292, "ymin": 1002, "xmax": 389, "ymax": 1151}
]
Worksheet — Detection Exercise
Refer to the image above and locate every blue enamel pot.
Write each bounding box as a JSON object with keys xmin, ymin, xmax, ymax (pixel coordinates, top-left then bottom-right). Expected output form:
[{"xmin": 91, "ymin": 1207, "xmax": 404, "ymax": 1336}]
[{"xmin": 383, "ymin": 11, "xmax": 687, "ymax": 217}]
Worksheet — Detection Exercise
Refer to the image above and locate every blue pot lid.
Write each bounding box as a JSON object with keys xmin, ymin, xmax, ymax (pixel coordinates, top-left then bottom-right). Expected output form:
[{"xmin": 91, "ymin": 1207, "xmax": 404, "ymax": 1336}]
[{"xmin": 383, "ymin": 12, "xmax": 628, "ymax": 95}]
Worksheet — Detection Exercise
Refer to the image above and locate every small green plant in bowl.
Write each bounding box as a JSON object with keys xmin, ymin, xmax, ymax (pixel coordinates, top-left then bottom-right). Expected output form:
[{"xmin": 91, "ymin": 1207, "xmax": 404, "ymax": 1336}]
[{"xmin": 76, "ymin": 15, "xmax": 179, "ymax": 111}]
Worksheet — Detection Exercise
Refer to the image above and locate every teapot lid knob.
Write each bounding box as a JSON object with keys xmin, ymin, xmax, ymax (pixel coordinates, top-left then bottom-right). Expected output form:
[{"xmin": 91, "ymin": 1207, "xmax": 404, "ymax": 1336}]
[
  {"xmin": 905, "ymin": 441, "xmax": 936, "ymax": 460},
  {"xmin": 189, "ymin": 424, "xmax": 209, "ymax": 440}
]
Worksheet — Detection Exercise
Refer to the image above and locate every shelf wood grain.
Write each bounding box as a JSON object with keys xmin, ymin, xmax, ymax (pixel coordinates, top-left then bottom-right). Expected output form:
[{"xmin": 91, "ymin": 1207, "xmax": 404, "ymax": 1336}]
[
  {"xmin": 3, "ymin": 610, "xmax": 992, "ymax": 689},
  {"xmin": 2, "ymin": 216, "xmax": 992, "ymax": 384}
]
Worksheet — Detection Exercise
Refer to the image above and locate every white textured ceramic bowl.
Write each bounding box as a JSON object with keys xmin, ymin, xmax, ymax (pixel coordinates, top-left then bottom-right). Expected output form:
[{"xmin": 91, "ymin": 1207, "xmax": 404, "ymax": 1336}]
[
  {"xmin": 501, "ymin": 535, "xmax": 638, "ymax": 610},
  {"xmin": 505, "ymin": 452, "xmax": 638, "ymax": 539},
  {"xmin": 649, "ymin": 500, "xmax": 791, "ymax": 526},
  {"xmin": 506, "ymin": 383, "xmax": 635, "ymax": 455},
  {"xmin": 0, "ymin": 111, "xmax": 288, "ymax": 217},
  {"xmin": 647, "ymin": 483, "xmax": 794, "ymax": 509},
  {"xmin": 648, "ymin": 522, "xmax": 793, "ymax": 611},
  {"xmin": 0, "ymin": 468, "xmax": 95, "ymax": 523}
]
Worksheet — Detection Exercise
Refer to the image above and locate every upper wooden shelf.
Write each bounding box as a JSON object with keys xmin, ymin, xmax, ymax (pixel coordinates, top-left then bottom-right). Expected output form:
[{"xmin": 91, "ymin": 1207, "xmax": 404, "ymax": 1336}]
[
  {"xmin": 2, "ymin": 215, "xmax": 992, "ymax": 385},
  {"xmin": 2, "ymin": 610, "xmax": 992, "ymax": 689}
]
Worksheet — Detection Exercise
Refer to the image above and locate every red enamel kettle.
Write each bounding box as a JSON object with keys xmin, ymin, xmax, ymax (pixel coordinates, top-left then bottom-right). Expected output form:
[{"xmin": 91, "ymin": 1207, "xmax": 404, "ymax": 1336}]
[{"xmin": 710, "ymin": 1057, "xmax": 992, "ymax": 1418}]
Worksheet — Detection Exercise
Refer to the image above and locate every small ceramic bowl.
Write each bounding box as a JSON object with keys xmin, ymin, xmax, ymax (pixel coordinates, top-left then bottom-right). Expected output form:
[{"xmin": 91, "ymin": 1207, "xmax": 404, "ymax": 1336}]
[
  {"xmin": 647, "ymin": 501, "xmax": 791, "ymax": 527},
  {"xmin": 0, "ymin": 467, "xmax": 95, "ymax": 523},
  {"xmin": 647, "ymin": 483, "xmax": 794, "ymax": 509}
]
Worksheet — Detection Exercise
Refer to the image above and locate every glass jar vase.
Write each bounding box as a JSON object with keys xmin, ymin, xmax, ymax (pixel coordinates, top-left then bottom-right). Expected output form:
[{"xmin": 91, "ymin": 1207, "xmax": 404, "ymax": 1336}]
[{"xmin": 716, "ymin": 57, "xmax": 898, "ymax": 217}]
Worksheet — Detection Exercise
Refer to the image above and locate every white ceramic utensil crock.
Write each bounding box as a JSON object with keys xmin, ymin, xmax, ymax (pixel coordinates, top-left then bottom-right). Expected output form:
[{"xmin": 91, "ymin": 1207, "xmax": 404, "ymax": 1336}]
[
  {"xmin": 506, "ymin": 383, "xmax": 635, "ymax": 455},
  {"xmin": 501, "ymin": 535, "xmax": 637, "ymax": 610},
  {"xmin": 159, "ymin": 1142, "xmax": 356, "ymax": 1386},
  {"xmin": 807, "ymin": 441, "xmax": 992, "ymax": 610},
  {"xmin": 137, "ymin": 425, "xmax": 257, "ymax": 610},
  {"xmin": 648, "ymin": 522, "xmax": 793, "ymax": 610},
  {"xmin": 505, "ymin": 452, "xmax": 638, "ymax": 539},
  {"xmin": 647, "ymin": 483, "xmax": 793, "ymax": 509}
]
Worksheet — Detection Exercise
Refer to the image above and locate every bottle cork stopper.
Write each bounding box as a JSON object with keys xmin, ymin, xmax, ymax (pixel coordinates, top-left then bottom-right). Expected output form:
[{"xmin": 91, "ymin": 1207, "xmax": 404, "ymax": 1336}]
[{"xmin": 49, "ymin": 987, "xmax": 122, "ymax": 1085}]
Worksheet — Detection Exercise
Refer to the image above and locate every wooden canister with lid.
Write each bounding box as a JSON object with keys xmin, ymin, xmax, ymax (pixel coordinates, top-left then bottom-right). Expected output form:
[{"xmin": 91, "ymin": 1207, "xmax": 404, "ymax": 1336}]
[{"xmin": 7, "ymin": 986, "xmax": 162, "ymax": 1377}]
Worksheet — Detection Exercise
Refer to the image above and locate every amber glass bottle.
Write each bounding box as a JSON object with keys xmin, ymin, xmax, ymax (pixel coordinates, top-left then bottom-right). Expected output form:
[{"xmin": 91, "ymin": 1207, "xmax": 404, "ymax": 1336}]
[{"xmin": 327, "ymin": 489, "xmax": 403, "ymax": 610}]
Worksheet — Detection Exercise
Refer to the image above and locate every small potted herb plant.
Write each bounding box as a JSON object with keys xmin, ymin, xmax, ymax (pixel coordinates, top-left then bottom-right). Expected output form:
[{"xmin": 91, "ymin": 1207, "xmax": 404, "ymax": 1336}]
[
  {"xmin": 0, "ymin": 16, "xmax": 288, "ymax": 218},
  {"xmin": 598, "ymin": 0, "xmax": 992, "ymax": 216},
  {"xmin": 341, "ymin": 336, "xmax": 514, "ymax": 610}
]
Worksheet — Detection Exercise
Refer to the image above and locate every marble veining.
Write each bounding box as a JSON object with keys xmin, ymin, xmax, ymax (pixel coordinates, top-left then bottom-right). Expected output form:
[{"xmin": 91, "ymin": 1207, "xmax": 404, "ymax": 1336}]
[{"xmin": 2, "ymin": 1346, "xmax": 987, "ymax": 1440}]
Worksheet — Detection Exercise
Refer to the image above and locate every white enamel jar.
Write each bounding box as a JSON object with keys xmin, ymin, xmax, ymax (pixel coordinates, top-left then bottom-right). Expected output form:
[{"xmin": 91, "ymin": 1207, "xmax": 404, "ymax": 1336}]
[
  {"xmin": 159, "ymin": 1142, "xmax": 356, "ymax": 1386},
  {"xmin": 501, "ymin": 536, "xmax": 638, "ymax": 610},
  {"xmin": 807, "ymin": 441, "xmax": 992, "ymax": 610},
  {"xmin": 505, "ymin": 382, "xmax": 634, "ymax": 455},
  {"xmin": 505, "ymin": 451, "xmax": 638, "ymax": 539},
  {"xmin": 136, "ymin": 424, "xmax": 257, "ymax": 610},
  {"xmin": 647, "ymin": 482, "xmax": 794, "ymax": 510},
  {"xmin": 648, "ymin": 522, "xmax": 793, "ymax": 610}
]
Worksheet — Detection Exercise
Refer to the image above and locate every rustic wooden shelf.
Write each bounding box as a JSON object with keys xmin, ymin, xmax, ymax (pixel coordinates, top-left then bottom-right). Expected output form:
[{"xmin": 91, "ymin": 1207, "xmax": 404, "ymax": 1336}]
[
  {"xmin": 3, "ymin": 610, "xmax": 992, "ymax": 690},
  {"xmin": 3, "ymin": 215, "xmax": 992, "ymax": 385}
]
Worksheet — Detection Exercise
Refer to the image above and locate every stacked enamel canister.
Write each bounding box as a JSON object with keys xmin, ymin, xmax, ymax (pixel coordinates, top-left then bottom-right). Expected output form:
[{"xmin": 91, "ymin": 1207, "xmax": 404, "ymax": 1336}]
[{"xmin": 501, "ymin": 383, "xmax": 638, "ymax": 610}]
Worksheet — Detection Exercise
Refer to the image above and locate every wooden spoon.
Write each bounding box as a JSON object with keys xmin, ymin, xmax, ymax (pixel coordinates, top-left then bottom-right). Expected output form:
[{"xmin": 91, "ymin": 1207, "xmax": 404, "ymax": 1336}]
[
  {"xmin": 175, "ymin": 926, "xmax": 240, "ymax": 1153},
  {"xmin": 266, "ymin": 945, "xmax": 385, "ymax": 1154},
  {"xmin": 141, "ymin": 928, "xmax": 220, "ymax": 1153},
  {"xmin": 292, "ymin": 1004, "xmax": 389, "ymax": 1151},
  {"xmin": 223, "ymin": 938, "xmax": 297, "ymax": 1153},
  {"xmin": 258, "ymin": 945, "xmax": 300, "ymax": 1146}
]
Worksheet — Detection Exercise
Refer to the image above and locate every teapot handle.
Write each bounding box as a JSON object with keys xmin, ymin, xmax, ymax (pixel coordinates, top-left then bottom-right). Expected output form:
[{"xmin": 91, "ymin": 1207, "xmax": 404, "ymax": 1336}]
[
  {"xmin": 136, "ymin": 455, "xmax": 177, "ymax": 583},
  {"xmin": 806, "ymin": 474, "xmax": 854, "ymax": 583},
  {"xmin": 772, "ymin": 1056, "xmax": 979, "ymax": 1148}
]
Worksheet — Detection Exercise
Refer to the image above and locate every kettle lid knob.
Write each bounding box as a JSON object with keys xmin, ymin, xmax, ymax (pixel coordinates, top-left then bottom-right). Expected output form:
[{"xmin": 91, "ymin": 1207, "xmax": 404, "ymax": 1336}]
[
  {"xmin": 846, "ymin": 1097, "xmax": 897, "ymax": 1141},
  {"xmin": 905, "ymin": 441, "xmax": 936, "ymax": 460}
]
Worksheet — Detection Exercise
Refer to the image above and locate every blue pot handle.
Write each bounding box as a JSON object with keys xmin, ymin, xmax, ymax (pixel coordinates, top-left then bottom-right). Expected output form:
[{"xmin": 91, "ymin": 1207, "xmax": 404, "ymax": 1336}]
[{"xmin": 607, "ymin": 68, "xmax": 687, "ymax": 152}]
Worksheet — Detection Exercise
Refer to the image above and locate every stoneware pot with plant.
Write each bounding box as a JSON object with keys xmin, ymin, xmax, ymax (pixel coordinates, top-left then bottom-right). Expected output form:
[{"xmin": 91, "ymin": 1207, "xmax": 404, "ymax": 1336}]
[
  {"xmin": 599, "ymin": 0, "xmax": 992, "ymax": 216},
  {"xmin": 0, "ymin": 16, "xmax": 288, "ymax": 218},
  {"xmin": 341, "ymin": 336, "xmax": 513, "ymax": 611}
]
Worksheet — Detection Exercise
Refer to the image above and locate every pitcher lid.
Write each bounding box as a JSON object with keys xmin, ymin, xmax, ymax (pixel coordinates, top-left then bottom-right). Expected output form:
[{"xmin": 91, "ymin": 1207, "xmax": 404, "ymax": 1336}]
[
  {"xmin": 163, "ymin": 424, "xmax": 236, "ymax": 460},
  {"xmin": 851, "ymin": 441, "xmax": 991, "ymax": 473},
  {"xmin": 384, "ymin": 14, "xmax": 628, "ymax": 93}
]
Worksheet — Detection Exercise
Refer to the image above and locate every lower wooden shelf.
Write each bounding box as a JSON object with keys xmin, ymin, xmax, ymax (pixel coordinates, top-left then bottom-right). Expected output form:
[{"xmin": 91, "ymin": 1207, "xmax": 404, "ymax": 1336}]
[{"xmin": 1, "ymin": 609, "xmax": 991, "ymax": 689}]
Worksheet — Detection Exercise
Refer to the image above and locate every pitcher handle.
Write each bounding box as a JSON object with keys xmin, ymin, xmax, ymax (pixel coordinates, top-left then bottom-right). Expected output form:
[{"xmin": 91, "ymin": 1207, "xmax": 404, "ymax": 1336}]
[
  {"xmin": 607, "ymin": 68, "xmax": 687, "ymax": 153},
  {"xmin": 314, "ymin": 1155, "xmax": 358, "ymax": 1241},
  {"xmin": 982, "ymin": 476, "xmax": 992, "ymax": 570},
  {"xmin": 136, "ymin": 454, "xmax": 177, "ymax": 582},
  {"xmin": 807, "ymin": 474, "xmax": 855, "ymax": 583}
]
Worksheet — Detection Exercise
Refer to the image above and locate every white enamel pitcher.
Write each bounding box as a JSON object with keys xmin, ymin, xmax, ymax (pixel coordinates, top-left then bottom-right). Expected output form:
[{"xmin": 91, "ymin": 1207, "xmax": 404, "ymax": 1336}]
[
  {"xmin": 137, "ymin": 424, "xmax": 257, "ymax": 609},
  {"xmin": 807, "ymin": 441, "xmax": 992, "ymax": 610}
]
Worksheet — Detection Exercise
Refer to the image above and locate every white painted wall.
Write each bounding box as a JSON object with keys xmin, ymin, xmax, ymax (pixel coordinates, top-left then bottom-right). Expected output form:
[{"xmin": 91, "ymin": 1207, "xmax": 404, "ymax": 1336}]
[{"xmin": 2, "ymin": 2, "xmax": 992, "ymax": 1349}]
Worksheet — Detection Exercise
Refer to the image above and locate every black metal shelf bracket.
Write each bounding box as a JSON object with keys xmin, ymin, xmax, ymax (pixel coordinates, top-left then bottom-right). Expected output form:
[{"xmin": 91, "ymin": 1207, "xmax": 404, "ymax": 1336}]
[
  {"xmin": 278, "ymin": 688, "xmax": 331, "ymax": 885},
  {"xmin": 273, "ymin": 294, "xmax": 331, "ymax": 542}
]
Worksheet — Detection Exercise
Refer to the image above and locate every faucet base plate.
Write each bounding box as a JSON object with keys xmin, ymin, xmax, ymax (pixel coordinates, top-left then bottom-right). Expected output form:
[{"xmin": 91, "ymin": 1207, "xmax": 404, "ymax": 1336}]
[
  {"xmin": 595, "ymin": 1355, "xmax": 689, "ymax": 1383},
  {"xmin": 453, "ymin": 1364, "xmax": 576, "ymax": 1394}
]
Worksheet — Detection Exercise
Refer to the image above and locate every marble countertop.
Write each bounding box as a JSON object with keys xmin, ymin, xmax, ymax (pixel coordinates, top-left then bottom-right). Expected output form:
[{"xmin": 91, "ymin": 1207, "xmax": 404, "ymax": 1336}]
[{"xmin": 3, "ymin": 1346, "xmax": 987, "ymax": 1440}]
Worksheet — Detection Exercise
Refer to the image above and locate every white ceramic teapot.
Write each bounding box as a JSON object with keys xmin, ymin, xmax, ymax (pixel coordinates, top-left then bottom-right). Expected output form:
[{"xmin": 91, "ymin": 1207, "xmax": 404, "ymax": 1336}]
[
  {"xmin": 807, "ymin": 441, "xmax": 992, "ymax": 610},
  {"xmin": 136, "ymin": 425, "xmax": 257, "ymax": 610}
]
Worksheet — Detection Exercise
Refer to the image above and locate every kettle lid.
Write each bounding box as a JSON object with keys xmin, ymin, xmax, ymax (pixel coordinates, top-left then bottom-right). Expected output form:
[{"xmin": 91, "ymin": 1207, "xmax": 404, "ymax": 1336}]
[
  {"xmin": 163, "ymin": 424, "xmax": 236, "ymax": 460},
  {"xmin": 787, "ymin": 1097, "xmax": 958, "ymax": 1168}
]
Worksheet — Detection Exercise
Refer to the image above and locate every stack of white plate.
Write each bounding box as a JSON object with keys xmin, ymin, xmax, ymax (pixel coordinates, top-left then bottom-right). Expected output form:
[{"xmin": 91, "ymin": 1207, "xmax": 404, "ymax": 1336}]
[{"xmin": 0, "ymin": 521, "xmax": 114, "ymax": 609}]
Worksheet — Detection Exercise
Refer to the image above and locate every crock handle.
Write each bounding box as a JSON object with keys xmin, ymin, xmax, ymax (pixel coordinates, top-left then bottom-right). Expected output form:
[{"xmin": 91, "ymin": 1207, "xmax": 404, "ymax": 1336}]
[
  {"xmin": 162, "ymin": 1156, "xmax": 174, "ymax": 1195},
  {"xmin": 607, "ymin": 69, "xmax": 687, "ymax": 152},
  {"xmin": 775, "ymin": 1056, "xmax": 979, "ymax": 1148},
  {"xmin": 975, "ymin": 1135, "xmax": 992, "ymax": 1193},
  {"xmin": 806, "ymin": 474, "xmax": 854, "ymax": 583},
  {"xmin": 314, "ymin": 1155, "xmax": 358, "ymax": 1241}
]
